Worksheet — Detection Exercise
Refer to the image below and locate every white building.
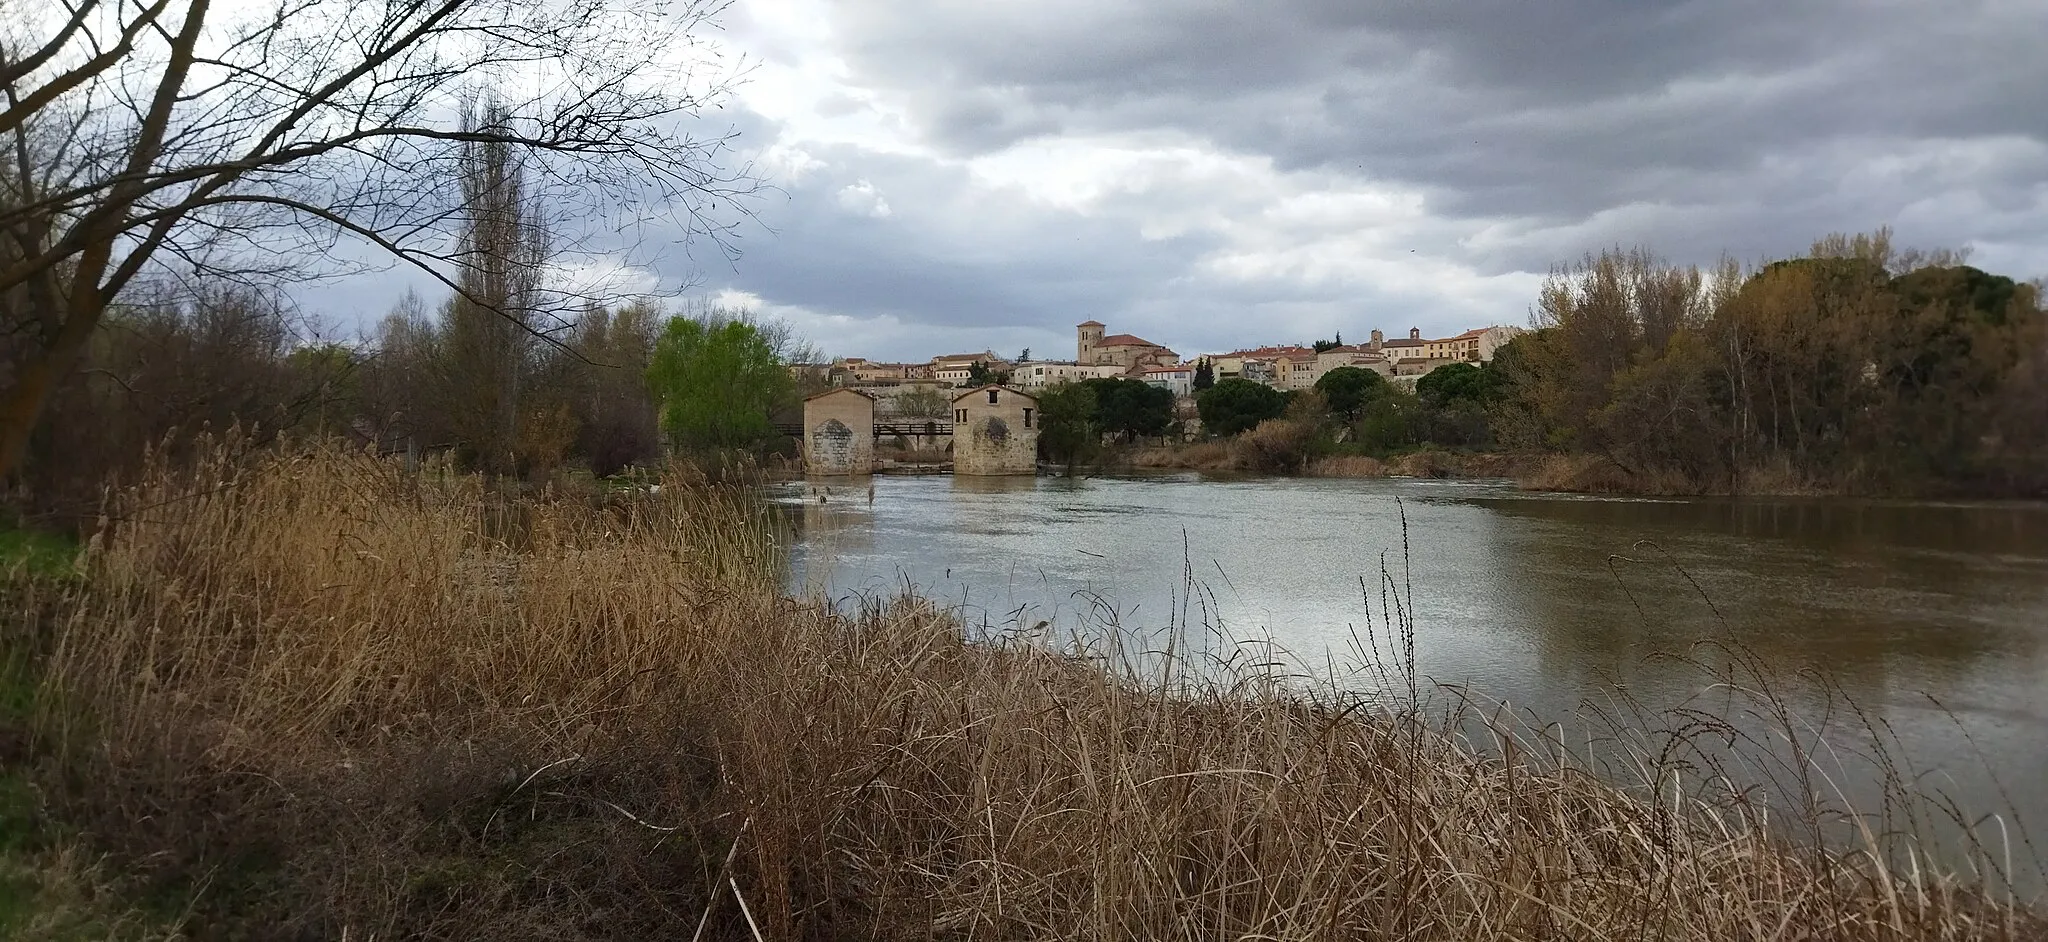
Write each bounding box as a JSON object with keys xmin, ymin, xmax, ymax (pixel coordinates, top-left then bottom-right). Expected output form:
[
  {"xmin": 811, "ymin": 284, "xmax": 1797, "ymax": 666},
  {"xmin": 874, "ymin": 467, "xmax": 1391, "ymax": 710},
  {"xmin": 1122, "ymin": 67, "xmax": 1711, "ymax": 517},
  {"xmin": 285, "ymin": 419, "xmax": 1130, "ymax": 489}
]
[
  {"xmin": 1138, "ymin": 365, "xmax": 1194, "ymax": 397},
  {"xmin": 1010, "ymin": 360, "xmax": 1128, "ymax": 388}
]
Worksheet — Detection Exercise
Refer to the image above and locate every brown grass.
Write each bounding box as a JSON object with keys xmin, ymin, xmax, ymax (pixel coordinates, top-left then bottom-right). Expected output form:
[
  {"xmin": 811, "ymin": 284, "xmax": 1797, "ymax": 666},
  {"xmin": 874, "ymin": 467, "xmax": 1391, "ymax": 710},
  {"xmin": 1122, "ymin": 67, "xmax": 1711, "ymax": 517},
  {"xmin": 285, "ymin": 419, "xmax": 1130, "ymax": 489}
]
[
  {"xmin": 1129, "ymin": 439, "xmax": 1236, "ymax": 471},
  {"xmin": 1305, "ymin": 454, "xmax": 1390, "ymax": 478},
  {"xmin": 1519, "ymin": 454, "xmax": 1832, "ymax": 497},
  {"xmin": 19, "ymin": 439, "xmax": 2041, "ymax": 939}
]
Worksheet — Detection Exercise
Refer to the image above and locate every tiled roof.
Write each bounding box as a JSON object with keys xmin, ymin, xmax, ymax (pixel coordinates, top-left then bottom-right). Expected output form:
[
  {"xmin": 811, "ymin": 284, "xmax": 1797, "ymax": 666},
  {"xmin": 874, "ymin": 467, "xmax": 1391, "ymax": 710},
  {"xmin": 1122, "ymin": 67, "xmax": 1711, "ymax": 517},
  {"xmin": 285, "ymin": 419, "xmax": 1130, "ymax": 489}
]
[
  {"xmin": 806, "ymin": 387, "xmax": 877, "ymax": 401},
  {"xmin": 1097, "ymin": 333, "xmax": 1165, "ymax": 348},
  {"xmin": 1077, "ymin": 320, "xmax": 1105, "ymax": 327}
]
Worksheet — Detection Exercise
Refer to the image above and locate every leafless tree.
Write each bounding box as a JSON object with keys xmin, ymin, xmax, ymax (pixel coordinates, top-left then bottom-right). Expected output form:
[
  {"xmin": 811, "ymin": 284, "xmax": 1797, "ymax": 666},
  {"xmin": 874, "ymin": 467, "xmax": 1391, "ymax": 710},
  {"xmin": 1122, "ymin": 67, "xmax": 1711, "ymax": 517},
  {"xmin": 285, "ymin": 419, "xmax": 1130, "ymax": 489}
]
[{"xmin": 0, "ymin": 0, "xmax": 757, "ymax": 482}]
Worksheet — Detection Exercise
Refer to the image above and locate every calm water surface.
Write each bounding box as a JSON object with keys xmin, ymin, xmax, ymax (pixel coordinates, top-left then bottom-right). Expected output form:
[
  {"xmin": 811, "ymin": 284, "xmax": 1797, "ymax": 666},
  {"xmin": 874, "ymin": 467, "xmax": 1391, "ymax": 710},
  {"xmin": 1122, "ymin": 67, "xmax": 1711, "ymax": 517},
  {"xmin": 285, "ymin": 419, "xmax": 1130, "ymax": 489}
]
[{"xmin": 777, "ymin": 473, "xmax": 2048, "ymax": 879}]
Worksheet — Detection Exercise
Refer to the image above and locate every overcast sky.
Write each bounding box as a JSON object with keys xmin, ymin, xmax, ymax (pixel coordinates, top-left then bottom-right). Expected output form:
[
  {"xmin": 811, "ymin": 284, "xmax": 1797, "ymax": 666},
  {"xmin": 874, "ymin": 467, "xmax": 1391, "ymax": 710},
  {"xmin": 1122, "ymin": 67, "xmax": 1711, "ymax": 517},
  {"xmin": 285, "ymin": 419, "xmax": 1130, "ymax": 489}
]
[{"xmin": 312, "ymin": 0, "xmax": 2048, "ymax": 363}]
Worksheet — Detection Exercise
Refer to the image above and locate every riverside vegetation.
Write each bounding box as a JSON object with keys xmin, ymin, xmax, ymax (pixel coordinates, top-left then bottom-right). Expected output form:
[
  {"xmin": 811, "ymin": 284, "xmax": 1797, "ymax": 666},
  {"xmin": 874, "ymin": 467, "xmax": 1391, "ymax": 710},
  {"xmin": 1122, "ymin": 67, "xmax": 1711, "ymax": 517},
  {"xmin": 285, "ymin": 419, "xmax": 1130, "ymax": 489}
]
[
  {"xmin": 1058, "ymin": 230, "xmax": 2048, "ymax": 497},
  {"xmin": 1, "ymin": 438, "xmax": 2042, "ymax": 939}
]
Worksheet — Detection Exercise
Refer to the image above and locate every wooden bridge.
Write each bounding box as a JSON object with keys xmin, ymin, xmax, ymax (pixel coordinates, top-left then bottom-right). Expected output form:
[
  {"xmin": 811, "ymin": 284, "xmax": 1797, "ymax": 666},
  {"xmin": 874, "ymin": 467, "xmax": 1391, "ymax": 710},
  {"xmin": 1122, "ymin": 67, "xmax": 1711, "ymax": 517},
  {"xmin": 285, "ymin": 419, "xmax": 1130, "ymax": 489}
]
[{"xmin": 774, "ymin": 420, "xmax": 953, "ymax": 438}]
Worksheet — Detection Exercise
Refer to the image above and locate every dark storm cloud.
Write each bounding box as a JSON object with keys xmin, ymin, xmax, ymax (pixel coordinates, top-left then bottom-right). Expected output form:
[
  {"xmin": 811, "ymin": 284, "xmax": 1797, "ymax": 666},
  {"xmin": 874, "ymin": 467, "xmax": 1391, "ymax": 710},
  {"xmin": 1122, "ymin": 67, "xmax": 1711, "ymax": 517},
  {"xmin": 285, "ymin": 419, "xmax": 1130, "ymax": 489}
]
[
  {"xmin": 826, "ymin": 0, "xmax": 2048, "ymax": 259},
  {"xmin": 678, "ymin": 0, "xmax": 2048, "ymax": 360}
]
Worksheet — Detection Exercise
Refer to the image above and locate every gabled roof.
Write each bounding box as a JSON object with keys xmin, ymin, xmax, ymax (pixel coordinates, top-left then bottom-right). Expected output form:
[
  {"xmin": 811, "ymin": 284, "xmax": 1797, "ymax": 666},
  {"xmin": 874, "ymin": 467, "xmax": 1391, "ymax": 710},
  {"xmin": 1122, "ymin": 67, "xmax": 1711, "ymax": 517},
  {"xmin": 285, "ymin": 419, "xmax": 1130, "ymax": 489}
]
[
  {"xmin": 1380, "ymin": 337, "xmax": 1426, "ymax": 347},
  {"xmin": 949, "ymin": 384, "xmax": 1039, "ymax": 404},
  {"xmin": 1096, "ymin": 333, "xmax": 1165, "ymax": 348},
  {"xmin": 806, "ymin": 387, "xmax": 877, "ymax": 401},
  {"xmin": 1077, "ymin": 320, "xmax": 1105, "ymax": 327}
]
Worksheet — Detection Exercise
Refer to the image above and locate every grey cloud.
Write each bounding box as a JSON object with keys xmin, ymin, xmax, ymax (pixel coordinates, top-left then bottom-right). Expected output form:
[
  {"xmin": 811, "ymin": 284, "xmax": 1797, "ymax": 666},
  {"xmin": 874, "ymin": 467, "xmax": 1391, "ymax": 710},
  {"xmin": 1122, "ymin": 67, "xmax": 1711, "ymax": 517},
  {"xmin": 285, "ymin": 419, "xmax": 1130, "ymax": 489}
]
[{"xmin": 825, "ymin": 0, "xmax": 2048, "ymax": 259}]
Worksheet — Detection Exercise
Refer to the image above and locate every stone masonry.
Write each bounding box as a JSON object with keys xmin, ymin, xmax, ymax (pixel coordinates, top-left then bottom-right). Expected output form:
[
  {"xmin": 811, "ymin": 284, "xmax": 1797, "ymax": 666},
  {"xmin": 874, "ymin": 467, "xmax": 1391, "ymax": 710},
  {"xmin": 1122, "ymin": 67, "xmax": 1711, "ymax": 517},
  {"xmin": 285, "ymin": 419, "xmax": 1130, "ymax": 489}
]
[
  {"xmin": 802, "ymin": 388, "xmax": 875, "ymax": 475},
  {"xmin": 951, "ymin": 385, "xmax": 1038, "ymax": 475}
]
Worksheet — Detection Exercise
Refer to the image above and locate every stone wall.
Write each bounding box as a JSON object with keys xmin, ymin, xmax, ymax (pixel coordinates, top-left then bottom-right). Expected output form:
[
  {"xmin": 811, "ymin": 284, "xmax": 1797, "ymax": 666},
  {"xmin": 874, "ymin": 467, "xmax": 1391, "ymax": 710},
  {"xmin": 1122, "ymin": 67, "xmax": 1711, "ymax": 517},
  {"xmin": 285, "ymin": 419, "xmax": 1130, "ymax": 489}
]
[{"xmin": 803, "ymin": 390, "xmax": 875, "ymax": 474}]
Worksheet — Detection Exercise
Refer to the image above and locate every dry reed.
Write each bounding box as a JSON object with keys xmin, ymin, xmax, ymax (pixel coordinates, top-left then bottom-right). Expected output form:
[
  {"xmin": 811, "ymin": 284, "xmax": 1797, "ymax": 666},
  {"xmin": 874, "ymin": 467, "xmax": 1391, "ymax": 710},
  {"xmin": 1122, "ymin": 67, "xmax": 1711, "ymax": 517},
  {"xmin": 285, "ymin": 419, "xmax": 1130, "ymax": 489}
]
[{"xmin": 26, "ymin": 439, "xmax": 2041, "ymax": 939}]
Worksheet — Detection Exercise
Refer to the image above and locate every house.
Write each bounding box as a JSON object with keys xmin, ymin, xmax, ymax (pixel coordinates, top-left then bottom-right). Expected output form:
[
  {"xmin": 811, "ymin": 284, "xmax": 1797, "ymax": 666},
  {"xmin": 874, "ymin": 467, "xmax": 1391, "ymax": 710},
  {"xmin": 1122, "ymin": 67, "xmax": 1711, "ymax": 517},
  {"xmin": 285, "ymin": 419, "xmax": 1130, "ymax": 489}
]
[
  {"xmin": 1366, "ymin": 325, "xmax": 1523, "ymax": 364},
  {"xmin": 829, "ymin": 357, "xmax": 910, "ymax": 385},
  {"xmin": 1203, "ymin": 345, "xmax": 1315, "ymax": 387},
  {"xmin": 931, "ymin": 351, "xmax": 1011, "ymax": 386},
  {"xmin": 1312, "ymin": 345, "xmax": 1393, "ymax": 383},
  {"xmin": 1010, "ymin": 360, "xmax": 1129, "ymax": 388},
  {"xmin": 951, "ymin": 385, "xmax": 1038, "ymax": 475},
  {"xmin": 1077, "ymin": 321, "xmax": 1178, "ymax": 369},
  {"xmin": 801, "ymin": 388, "xmax": 876, "ymax": 475},
  {"xmin": 1138, "ymin": 365, "xmax": 1195, "ymax": 397}
]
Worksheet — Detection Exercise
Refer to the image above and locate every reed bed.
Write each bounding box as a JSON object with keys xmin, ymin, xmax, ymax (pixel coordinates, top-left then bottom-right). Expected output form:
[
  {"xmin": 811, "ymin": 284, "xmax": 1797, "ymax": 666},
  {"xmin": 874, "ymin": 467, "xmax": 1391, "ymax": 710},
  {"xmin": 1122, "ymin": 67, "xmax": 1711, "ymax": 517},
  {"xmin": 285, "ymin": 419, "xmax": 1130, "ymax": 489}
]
[{"xmin": 21, "ymin": 440, "xmax": 2041, "ymax": 939}]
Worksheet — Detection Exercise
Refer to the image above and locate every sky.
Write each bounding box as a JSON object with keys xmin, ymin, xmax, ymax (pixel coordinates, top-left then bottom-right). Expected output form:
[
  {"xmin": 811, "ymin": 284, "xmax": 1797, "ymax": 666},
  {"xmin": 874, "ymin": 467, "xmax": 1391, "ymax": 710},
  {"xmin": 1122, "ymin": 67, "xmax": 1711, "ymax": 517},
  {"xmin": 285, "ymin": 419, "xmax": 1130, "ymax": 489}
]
[{"xmin": 310, "ymin": 0, "xmax": 2048, "ymax": 363}]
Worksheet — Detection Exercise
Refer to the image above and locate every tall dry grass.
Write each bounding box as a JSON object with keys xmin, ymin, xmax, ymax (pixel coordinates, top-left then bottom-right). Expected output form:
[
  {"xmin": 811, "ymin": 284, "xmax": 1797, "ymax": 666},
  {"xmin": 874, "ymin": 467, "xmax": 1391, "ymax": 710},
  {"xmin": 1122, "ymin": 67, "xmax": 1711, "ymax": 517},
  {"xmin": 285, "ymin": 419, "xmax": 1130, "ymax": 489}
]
[{"xmin": 28, "ymin": 439, "xmax": 2042, "ymax": 939}]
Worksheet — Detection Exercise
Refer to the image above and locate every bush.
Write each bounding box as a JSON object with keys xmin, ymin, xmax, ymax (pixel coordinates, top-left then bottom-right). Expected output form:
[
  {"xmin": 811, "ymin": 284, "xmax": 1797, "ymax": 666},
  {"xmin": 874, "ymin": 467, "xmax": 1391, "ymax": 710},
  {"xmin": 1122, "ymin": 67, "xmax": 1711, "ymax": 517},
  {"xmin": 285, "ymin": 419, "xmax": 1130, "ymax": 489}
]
[{"xmin": 1231, "ymin": 418, "xmax": 1317, "ymax": 473}]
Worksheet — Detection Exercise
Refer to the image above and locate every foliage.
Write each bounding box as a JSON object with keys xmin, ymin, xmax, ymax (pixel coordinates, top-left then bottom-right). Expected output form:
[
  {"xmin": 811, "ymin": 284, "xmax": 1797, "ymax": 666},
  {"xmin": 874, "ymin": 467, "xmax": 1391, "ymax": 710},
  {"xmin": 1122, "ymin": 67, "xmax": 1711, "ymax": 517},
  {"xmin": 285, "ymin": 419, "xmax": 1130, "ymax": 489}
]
[
  {"xmin": 1313, "ymin": 366, "xmax": 1386, "ymax": 420},
  {"xmin": 1414, "ymin": 362, "xmax": 1501, "ymax": 407},
  {"xmin": 967, "ymin": 361, "xmax": 996, "ymax": 386},
  {"xmin": 1192, "ymin": 358, "xmax": 1215, "ymax": 391},
  {"xmin": 1196, "ymin": 378, "xmax": 1287, "ymax": 437},
  {"xmin": 1079, "ymin": 377, "xmax": 1174, "ymax": 441},
  {"xmin": 646, "ymin": 315, "xmax": 795, "ymax": 454},
  {"xmin": 894, "ymin": 386, "xmax": 950, "ymax": 419},
  {"xmin": 1495, "ymin": 230, "xmax": 2048, "ymax": 495},
  {"xmin": 1232, "ymin": 418, "xmax": 1318, "ymax": 473},
  {"xmin": 0, "ymin": 0, "xmax": 755, "ymax": 484},
  {"xmin": 0, "ymin": 526, "xmax": 76, "ymax": 581},
  {"xmin": 1033, "ymin": 382, "xmax": 1099, "ymax": 475}
]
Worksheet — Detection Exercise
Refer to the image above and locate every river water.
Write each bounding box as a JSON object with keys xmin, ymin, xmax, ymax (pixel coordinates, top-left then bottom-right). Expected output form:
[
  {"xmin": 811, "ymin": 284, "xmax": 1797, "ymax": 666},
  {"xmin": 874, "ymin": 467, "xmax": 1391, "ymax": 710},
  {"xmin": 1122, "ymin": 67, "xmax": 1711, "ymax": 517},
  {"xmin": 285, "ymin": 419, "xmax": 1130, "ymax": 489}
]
[{"xmin": 776, "ymin": 472, "xmax": 2048, "ymax": 884}]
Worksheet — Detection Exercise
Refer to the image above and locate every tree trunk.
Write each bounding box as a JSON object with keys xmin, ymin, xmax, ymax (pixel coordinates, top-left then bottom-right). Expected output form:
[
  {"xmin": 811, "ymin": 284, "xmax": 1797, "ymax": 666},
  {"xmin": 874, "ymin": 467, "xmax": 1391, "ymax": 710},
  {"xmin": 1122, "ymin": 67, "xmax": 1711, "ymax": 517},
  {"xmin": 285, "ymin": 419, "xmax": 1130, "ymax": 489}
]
[{"xmin": 0, "ymin": 312, "xmax": 97, "ymax": 484}]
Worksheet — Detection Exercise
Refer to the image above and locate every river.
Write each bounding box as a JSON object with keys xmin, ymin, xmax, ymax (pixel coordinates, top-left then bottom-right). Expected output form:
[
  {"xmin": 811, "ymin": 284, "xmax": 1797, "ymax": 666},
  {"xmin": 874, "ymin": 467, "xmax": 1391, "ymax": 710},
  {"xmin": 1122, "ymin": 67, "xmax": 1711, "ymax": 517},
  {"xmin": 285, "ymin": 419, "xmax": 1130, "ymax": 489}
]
[{"xmin": 776, "ymin": 472, "xmax": 2048, "ymax": 886}]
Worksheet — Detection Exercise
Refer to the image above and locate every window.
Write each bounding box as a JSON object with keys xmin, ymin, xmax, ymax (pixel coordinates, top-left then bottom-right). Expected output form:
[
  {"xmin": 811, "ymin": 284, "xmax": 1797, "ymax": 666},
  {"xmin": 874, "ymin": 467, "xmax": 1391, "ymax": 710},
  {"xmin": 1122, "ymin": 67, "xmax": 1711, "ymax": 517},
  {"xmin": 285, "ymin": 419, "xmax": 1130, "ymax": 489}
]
[
  {"xmin": 1022, "ymin": 408, "xmax": 1034, "ymax": 428},
  {"xmin": 987, "ymin": 389, "xmax": 999, "ymax": 404},
  {"xmin": 954, "ymin": 408, "xmax": 966, "ymax": 423}
]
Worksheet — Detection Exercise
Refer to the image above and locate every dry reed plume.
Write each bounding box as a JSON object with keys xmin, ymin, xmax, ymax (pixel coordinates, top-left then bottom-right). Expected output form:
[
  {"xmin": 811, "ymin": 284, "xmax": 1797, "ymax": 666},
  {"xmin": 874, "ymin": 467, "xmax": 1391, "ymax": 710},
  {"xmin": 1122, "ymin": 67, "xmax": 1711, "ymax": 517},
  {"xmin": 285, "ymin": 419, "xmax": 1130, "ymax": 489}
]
[{"xmin": 24, "ymin": 439, "xmax": 2042, "ymax": 939}]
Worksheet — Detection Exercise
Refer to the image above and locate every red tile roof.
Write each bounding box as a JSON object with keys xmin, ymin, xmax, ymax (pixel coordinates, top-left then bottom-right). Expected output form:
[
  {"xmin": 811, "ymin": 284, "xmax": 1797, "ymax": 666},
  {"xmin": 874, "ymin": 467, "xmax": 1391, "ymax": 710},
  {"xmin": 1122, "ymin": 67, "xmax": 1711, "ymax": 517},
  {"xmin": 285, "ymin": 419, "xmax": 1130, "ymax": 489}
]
[
  {"xmin": 1077, "ymin": 320, "xmax": 1105, "ymax": 327},
  {"xmin": 1096, "ymin": 333, "xmax": 1164, "ymax": 348}
]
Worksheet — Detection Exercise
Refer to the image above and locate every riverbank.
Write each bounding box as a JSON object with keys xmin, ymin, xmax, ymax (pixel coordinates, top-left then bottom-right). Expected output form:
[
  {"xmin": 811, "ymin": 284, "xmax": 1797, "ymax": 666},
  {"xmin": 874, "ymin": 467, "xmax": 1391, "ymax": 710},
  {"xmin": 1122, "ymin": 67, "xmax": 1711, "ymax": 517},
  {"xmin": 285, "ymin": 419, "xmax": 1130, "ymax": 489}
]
[
  {"xmin": 1125, "ymin": 438, "xmax": 1535, "ymax": 481},
  {"xmin": 3, "ymin": 443, "xmax": 2038, "ymax": 939}
]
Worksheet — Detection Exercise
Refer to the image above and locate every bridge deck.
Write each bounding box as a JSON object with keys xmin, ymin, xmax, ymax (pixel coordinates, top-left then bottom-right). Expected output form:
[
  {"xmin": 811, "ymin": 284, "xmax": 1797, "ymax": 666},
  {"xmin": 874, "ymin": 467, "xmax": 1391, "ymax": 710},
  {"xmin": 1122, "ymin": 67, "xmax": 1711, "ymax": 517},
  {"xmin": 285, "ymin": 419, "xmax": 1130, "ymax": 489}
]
[{"xmin": 776, "ymin": 421, "xmax": 954, "ymax": 437}]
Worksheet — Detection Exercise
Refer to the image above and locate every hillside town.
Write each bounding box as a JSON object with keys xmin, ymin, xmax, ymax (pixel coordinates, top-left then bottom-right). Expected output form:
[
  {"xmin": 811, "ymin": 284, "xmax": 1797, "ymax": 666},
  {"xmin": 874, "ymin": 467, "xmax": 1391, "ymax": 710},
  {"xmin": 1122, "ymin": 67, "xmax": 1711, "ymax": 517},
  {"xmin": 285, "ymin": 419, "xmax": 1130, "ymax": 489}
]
[{"xmin": 811, "ymin": 320, "xmax": 1525, "ymax": 412}]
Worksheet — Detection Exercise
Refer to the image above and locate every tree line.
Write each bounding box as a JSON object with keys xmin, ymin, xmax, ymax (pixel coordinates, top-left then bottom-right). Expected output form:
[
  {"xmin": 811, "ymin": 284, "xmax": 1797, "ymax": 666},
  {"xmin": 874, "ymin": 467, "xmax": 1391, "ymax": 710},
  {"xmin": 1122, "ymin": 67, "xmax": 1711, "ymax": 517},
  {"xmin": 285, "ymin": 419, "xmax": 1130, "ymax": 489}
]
[
  {"xmin": 1041, "ymin": 230, "xmax": 2044, "ymax": 496},
  {"xmin": 1494, "ymin": 233, "xmax": 2046, "ymax": 496},
  {"xmin": 4, "ymin": 114, "xmax": 811, "ymax": 517}
]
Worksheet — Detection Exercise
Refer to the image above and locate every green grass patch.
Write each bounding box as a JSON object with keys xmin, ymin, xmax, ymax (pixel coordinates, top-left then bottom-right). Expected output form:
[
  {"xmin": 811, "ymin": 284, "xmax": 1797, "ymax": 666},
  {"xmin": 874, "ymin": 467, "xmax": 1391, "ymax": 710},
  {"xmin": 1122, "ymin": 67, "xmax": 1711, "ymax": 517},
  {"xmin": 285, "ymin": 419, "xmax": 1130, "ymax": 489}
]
[{"xmin": 0, "ymin": 527, "xmax": 78, "ymax": 582}]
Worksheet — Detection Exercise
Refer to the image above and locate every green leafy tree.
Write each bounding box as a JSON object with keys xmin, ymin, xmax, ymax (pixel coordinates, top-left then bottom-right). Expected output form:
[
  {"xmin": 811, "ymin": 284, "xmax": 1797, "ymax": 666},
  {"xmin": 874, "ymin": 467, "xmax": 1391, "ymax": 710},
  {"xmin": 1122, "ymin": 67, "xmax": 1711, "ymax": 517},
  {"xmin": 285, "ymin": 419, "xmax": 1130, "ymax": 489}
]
[
  {"xmin": 1081, "ymin": 377, "xmax": 1173, "ymax": 441},
  {"xmin": 1192, "ymin": 358, "xmax": 1214, "ymax": 391},
  {"xmin": 1196, "ymin": 378, "xmax": 1287, "ymax": 437},
  {"xmin": 1313, "ymin": 366, "xmax": 1386, "ymax": 421},
  {"xmin": 1415, "ymin": 362, "xmax": 1504, "ymax": 406},
  {"xmin": 1035, "ymin": 382, "xmax": 1099, "ymax": 475},
  {"xmin": 967, "ymin": 361, "xmax": 995, "ymax": 386},
  {"xmin": 646, "ymin": 316, "xmax": 794, "ymax": 454}
]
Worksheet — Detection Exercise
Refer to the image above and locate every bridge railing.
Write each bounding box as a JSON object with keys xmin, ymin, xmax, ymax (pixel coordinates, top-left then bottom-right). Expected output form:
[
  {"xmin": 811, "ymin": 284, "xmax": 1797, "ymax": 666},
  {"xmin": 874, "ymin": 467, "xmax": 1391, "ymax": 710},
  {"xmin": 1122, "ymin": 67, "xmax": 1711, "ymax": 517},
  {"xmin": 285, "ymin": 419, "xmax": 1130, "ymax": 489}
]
[{"xmin": 775, "ymin": 422, "xmax": 955, "ymax": 437}]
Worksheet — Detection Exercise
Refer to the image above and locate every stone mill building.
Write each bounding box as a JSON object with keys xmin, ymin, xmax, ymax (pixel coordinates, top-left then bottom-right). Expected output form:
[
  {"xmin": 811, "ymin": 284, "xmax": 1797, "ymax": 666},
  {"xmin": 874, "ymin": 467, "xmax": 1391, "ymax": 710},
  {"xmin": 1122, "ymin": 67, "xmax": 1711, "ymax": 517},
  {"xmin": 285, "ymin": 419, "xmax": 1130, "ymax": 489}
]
[
  {"xmin": 801, "ymin": 388, "xmax": 876, "ymax": 475},
  {"xmin": 950, "ymin": 385, "xmax": 1038, "ymax": 475}
]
